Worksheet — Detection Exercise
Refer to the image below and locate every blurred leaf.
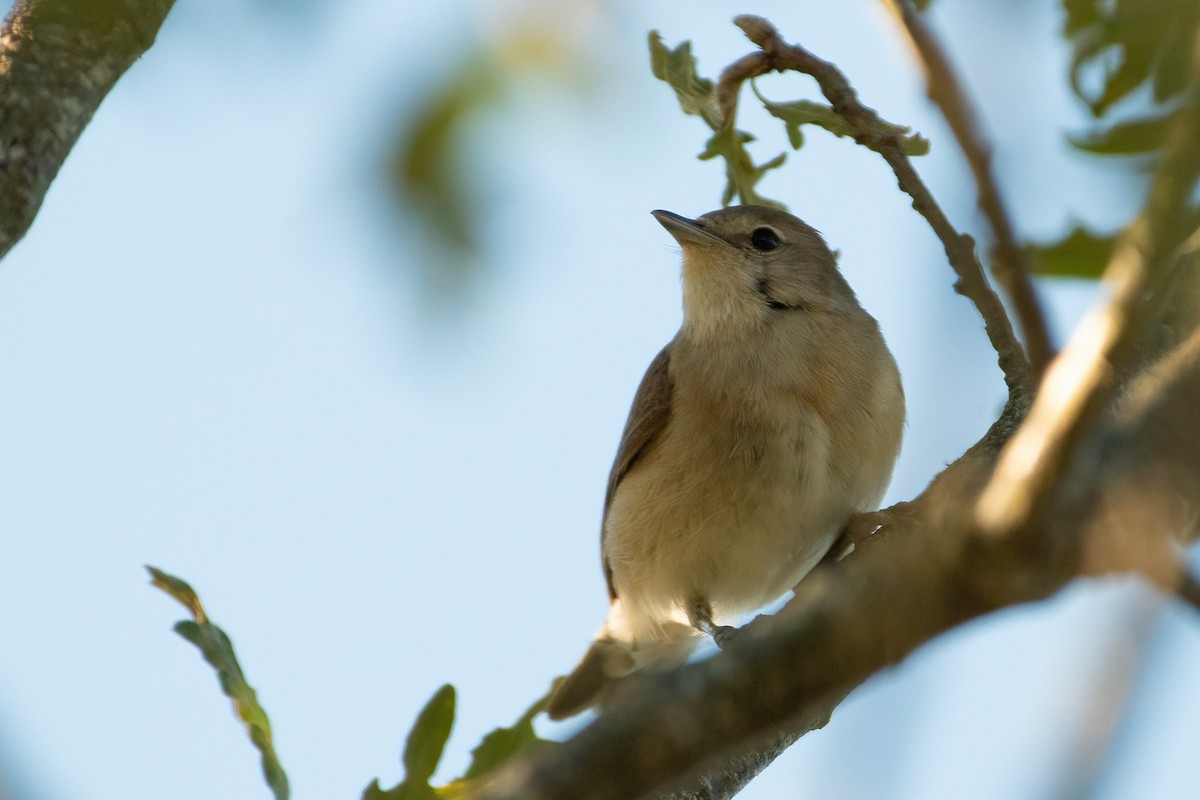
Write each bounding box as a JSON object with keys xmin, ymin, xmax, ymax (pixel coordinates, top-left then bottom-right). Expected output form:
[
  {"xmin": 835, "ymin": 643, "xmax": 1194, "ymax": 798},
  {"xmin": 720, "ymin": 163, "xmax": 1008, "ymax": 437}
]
[
  {"xmin": 403, "ymin": 685, "xmax": 456, "ymax": 785},
  {"xmin": 1153, "ymin": 26, "xmax": 1193, "ymax": 101},
  {"xmin": 1028, "ymin": 224, "xmax": 1117, "ymax": 279},
  {"xmin": 1063, "ymin": 0, "xmax": 1102, "ymax": 36},
  {"xmin": 1069, "ymin": 110, "xmax": 1175, "ymax": 154},
  {"xmin": 1094, "ymin": 34, "xmax": 1157, "ymax": 114},
  {"xmin": 360, "ymin": 778, "xmax": 438, "ymax": 800},
  {"xmin": 148, "ymin": 566, "xmax": 290, "ymax": 800},
  {"xmin": 461, "ymin": 685, "xmax": 555, "ymax": 780},
  {"xmin": 392, "ymin": 56, "xmax": 501, "ymax": 255},
  {"xmin": 752, "ymin": 84, "xmax": 930, "ymax": 156},
  {"xmin": 1065, "ymin": 0, "xmax": 1199, "ymax": 117},
  {"xmin": 1031, "ymin": 205, "xmax": 1200, "ymax": 279}
]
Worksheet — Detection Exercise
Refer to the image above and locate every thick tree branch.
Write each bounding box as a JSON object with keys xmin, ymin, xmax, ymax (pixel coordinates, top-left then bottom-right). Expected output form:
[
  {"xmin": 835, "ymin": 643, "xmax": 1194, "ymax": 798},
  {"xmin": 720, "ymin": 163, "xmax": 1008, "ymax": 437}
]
[
  {"xmin": 883, "ymin": 0, "xmax": 1055, "ymax": 375},
  {"xmin": 650, "ymin": 274, "xmax": 1200, "ymax": 800},
  {"xmin": 478, "ymin": 317, "xmax": 1200, "ymax": 800},
  {"xmin": 722, "ymin": 15, "xmax": 1032, "ymax": 400},
  {"xmin": 0, "ymin": 0, "xmax": 175, "ymax": 260},
  {"xmin": 976, "ymin": 27, "xmax": 1200, "ymax": 541},
  {"xmin": 653, "ymin": 729, "xmax": 803, "ymax": 800}
]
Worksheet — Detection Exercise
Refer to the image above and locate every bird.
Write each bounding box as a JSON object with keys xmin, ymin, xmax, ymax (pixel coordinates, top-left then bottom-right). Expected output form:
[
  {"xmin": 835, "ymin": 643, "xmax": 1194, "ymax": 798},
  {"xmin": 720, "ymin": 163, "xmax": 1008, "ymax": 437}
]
[{"xmin": 545, "ymin": 205, "xmax": 905, "ymax": 720}]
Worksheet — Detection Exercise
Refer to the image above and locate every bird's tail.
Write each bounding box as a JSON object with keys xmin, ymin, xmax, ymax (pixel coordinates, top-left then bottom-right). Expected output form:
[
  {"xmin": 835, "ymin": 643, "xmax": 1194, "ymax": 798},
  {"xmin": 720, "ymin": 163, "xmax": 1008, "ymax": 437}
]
[{"xmin": 546, "ymin": 602, "xmax": 699, "ymax": 720}]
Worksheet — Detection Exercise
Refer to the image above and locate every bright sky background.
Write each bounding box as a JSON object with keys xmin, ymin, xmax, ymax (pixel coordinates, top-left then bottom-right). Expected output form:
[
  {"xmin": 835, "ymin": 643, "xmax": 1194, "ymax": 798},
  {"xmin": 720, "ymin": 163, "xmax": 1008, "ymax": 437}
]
[{"xmin": 1, "ymin": 1, "xmax": 1198, "ymax": 799}]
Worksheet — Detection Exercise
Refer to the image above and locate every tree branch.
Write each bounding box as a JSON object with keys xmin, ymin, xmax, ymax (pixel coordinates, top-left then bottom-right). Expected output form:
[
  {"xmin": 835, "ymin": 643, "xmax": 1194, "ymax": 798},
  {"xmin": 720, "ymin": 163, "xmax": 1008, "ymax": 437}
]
[
  {"xmin": 477, "ymin": 307, "xmax": 1200, "ymax": 800},
  {"xmin": 882, "ymin": 0, "xmax": 1055, "ymax": 375},
  {"xmin": 0, "ymin": 0, "xmax": 176, "ymax": 260},
  {"xmin": 652, "ymin": 729, "xmax": 803, "ymax": 800},
  {"xmin": 723, "ymin": 14, "xmax": 1032, "ymax": 400},
  {"xmin": 976, "ymin": 25, "xmax": 1200, "ymax": 542}
]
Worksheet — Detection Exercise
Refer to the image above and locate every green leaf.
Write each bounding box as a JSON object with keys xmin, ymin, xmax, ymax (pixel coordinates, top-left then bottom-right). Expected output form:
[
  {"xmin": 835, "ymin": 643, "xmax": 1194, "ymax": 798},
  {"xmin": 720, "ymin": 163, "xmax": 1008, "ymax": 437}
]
[
  {"xmin": 1065, "ymin": 0, "xmax": 1200, "ymax": 117},
  {"xmin": 1152, "ymin": 25, "xmax": 1193, "ymax": 101},
  {"xmin": 391, "ymin": 55, "xmax": 502, "ymax": 258},
  {"xmin": 1093, "ymin": 38, "xmax": 1156, "ymax": 116},
  {"xmin": 1063, "ymin": 0, "xmax": 1101, "ymax": 37},
  {"xmin": 752, "ymin": 85, "xmax": 931, "ymax": 156},
  {"xmin": 403, "ymin": 685, "xmax": 457, "ymax": 785},
  {"xmin": 148, "ymin": 566, "xmax": 290, "ymax": 800},
  {"xmin": 364, "ymin": 684, "xmax": 559, "ymax": 800},
  {"xmin": 651, "ymin": 29, "xmax": 929, "ymax": 208},
  {"xmin": 362, "ymin": 780, "xmax": 387, "ymax": 800},
  {"xmin": 362, "ymin": 686, "xmax": 457, "ymax": 800},
  {"xmin": 361, "ymin": 780, "xmax": 395, "ymax": 800},
  {"xmin": 360, "ymin": 779, "xmax": 438, "ymax": 800},
  {"xmin": 462, "ymin": 686, "xmax": 554, "ymax": 780},
  {"xmin": 1028, "ymin": 224, "xmax": 1116, "ymax": 279},
  {"xmin": 649, "ymin": 31, "xmax": 787, "ymax": 208},
  {"xmin": 648, "ymin": 31, "xmax": 721, "ymax": 128},
  {"xmin": 1069, "ymin": 111, "xmax": 1175, "ymax": 155},
  {"xmin": 700, "ymin": 125, "xmax": 787, "ymax": 209}
]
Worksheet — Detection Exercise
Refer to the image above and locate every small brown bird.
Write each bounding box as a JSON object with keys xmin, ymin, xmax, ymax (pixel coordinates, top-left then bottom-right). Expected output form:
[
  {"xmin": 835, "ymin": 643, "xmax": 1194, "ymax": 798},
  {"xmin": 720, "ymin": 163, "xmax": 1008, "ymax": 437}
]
[{"xmin": 546, "ymin": 206, "xmax": 905, "ymax": 719}]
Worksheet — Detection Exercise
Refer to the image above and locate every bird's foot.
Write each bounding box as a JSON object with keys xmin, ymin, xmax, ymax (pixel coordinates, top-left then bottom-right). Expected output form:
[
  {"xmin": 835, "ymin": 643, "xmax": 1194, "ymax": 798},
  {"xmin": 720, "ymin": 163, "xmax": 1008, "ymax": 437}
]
[
  {"xmin": 711, "ymin": 625, "xmax": 739, "ymax": 649},
  {"xmin": 687, "ymin": 598, "xmax": 739, "ymax": 649},
  {"xmin": 819, "ymin": 502, "xmax": 915, "ymax": 567}
]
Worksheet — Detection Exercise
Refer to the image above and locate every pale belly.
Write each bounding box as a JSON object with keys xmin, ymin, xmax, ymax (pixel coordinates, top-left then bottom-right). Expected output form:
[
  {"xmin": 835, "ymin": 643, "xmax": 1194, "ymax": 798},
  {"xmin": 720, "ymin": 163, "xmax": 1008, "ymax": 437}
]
[{"xmin": 603, "ymin": 407, "xmax": 851, "ymax": 640}]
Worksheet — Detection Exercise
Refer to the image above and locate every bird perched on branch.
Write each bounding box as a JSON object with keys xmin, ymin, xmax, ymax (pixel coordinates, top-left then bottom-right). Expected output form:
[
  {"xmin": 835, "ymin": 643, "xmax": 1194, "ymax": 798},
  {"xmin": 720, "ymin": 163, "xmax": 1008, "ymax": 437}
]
[{"xmin": 546, "ymin": 205, "xmax": 904, "ymax": 720}]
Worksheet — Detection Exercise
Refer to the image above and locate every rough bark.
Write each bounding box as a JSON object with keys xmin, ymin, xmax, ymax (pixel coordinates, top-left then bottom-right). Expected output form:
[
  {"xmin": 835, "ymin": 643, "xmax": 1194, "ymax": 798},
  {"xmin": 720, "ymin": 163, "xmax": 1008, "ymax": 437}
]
[{"xmin": 0, "ymin": 0, "xmax": 175, "ymax": 259}]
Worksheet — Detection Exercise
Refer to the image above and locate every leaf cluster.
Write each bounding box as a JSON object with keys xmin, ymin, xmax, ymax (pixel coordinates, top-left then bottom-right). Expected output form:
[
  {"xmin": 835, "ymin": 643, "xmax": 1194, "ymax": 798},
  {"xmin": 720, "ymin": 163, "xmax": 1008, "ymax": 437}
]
[
  {"xmin": 1065, "ymin": 0, "xmax": 1198, "ymax": 157},
  {"xmin": 150, "ymin": 567, "xmax": 553, "ymax": 800},
  {"xmin": 1029, "ymin": 0, "xmax": 1200, "ymax": 278},
  {"xmin": 147, "ymin": 567, "xmax": 290, "ymax": 800},
  {"xmin": 363, "ymin": 683, "xmax": 554, "ymax": 800},
  {"xmin": 648, "ymin": 31, "xmax": 929, "ymax": 210}
]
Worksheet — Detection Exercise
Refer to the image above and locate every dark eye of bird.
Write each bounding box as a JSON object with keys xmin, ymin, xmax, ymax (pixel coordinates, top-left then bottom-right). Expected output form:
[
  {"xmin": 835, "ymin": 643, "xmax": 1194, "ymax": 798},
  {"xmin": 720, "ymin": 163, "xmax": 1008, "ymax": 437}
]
[{"xmin": 751, "ymin": 227, "xmax": 780, "ymax": 252}]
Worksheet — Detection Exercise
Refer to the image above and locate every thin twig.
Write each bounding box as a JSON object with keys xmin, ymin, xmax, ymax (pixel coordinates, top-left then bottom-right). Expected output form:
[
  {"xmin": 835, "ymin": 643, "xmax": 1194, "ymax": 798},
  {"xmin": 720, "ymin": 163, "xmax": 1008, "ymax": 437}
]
[
  {"xmin": 883, "ymin": 0, "xmax": 1055, "ymax": 375},
  {"xmin": 730, "ymin": 14, "xmax": 1033, "ymax": 400}
]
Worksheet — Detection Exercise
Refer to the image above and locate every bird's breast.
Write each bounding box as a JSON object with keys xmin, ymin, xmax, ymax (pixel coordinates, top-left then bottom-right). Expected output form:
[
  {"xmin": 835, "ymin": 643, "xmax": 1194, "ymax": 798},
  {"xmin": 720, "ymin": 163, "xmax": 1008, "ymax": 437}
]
[{"xmin": 603, "ymin": 382, "xmax": 842, "ymax": 631}]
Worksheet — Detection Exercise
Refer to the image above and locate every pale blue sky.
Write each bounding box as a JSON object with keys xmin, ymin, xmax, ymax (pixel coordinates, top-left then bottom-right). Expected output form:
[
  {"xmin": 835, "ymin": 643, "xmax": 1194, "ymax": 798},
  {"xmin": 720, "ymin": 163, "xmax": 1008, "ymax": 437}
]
[{"xmin": 1, "ymin": 1, "xmax": 1197, "ymax": 799}]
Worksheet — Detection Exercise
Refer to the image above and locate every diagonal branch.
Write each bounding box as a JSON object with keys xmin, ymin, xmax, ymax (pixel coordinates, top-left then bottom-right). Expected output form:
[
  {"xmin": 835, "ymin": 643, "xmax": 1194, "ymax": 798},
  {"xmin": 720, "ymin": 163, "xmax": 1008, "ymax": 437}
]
[
  {"xmin": 0, "ymin": 0, "xmax": 176, "ymax": 261},
  {"xmin": 476, "ymin": 307, "xmax": 1200, "ymax": 800},
  {"xmin": 883, "ymin": 0, "xmax": 1056, "ymax": 375},
  {"xmin": 726, "ymin": 14, "xmax": 1032, "ymax": 400},
  {"xmin": 976, "ymin": 26, "xmax": 1200, "ymax": 541}
]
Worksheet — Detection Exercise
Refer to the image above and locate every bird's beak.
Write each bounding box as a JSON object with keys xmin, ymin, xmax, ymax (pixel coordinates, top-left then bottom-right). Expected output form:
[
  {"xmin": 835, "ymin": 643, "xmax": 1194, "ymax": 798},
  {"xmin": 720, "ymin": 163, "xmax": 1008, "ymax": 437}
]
[{"xmin": 652, "ymin": 210, "xmax": 724, "ymax": 247}]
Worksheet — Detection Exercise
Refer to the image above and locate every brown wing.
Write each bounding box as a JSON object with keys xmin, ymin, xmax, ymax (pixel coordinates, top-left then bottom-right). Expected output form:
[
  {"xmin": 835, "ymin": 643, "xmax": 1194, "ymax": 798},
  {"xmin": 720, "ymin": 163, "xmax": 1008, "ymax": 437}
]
[{"xmin": 601, "ymin": 341, "xmax": 674, "ymax": 600}]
